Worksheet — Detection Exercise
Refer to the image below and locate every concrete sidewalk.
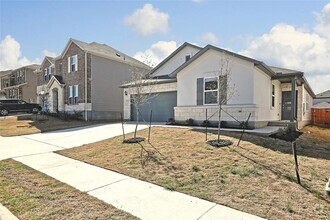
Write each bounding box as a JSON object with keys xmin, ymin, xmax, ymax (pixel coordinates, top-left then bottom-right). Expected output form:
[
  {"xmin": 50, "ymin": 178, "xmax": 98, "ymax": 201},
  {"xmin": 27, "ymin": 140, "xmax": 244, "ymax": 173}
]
[
  {"xmin": 14, "ymin": 152, "xmax": 264, "ymax": 220},
  {"xmin": 0, "ymin": 123, "xmax": 149, "ymax": 160}
]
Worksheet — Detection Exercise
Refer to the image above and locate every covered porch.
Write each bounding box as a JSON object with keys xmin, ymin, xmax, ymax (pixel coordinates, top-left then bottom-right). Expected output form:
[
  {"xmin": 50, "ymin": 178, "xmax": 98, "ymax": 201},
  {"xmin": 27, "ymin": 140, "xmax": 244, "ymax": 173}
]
[{"xmin": 272, "ymin": 72, "xmax": 315, "ymax": 129}]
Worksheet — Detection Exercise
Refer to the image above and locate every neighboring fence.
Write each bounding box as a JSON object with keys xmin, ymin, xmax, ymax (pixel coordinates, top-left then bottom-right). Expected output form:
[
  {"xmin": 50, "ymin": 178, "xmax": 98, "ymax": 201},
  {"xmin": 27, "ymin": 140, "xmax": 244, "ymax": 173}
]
[{"xmin": 311, "ymin": 108, "xmax": 330, "ymax": 127}]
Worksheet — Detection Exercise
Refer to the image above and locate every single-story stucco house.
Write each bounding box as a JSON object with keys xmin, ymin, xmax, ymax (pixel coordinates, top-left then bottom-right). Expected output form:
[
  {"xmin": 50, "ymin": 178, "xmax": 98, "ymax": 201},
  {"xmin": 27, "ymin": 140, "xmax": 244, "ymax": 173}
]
[{"xmin": 121, "ymin": 42, "xmax": 315, "ymax": 129}]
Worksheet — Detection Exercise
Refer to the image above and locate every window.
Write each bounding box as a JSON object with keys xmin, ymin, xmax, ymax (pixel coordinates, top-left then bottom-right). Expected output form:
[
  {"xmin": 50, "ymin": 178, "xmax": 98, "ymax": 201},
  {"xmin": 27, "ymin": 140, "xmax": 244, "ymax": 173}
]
[
  {"xmin": 305, "ymin": 94, "xmax": 310, "ymax": 110},
  {"xmin": 44, "ymin": 67, "xmax": 51, "ymax": 81},
  {"xmin": 185, "ymin": 55, "xmax": 191, "ymax": 62},
  {"xmin": 271, "ymin": 84, "xmax": 275, "ymax": 108},
  {"xmin": 68, "ymin": 85, "xmax": 79, "ymax": 105},
  {"xmin": 68, "ymin": 86, "xmax": 73, "ymax": 104},
  {"xmin": 68, "ymin": 55, "xmax": 78, "ymax": 72},
  {"xmin": 74, "ymin": 85, "xmax": 79, "ymax": 104},
  {"xmin": 44, "ymin": 68, "xmax": 47, "ymax": 81},
  {"xmin": 204, "ymin": 77, "xmax": 218, "ymax": 104},
  {"xmin": 48, "ymin": 67, "xmax": 52, "ymax": 80},
  {"xmin": 58, "ymin": 63, "xmax": 62, "ymax": 73}
]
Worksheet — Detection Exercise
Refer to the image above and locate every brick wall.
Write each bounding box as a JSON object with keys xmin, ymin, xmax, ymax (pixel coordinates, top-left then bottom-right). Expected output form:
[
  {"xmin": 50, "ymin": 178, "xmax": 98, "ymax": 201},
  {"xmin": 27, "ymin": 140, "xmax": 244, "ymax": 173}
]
[
  {"xmin": 37, "ymin": 59, "xmax": 54, "ymax": 86},
  {"xmin": 60, "ymin": 42, "xmax": 91, "ymax": 105}
]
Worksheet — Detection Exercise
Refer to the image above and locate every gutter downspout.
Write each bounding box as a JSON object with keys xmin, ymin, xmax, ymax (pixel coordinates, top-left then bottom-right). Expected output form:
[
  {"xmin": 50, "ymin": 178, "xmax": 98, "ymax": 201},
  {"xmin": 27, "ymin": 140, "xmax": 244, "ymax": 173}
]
[
  {"xmin": 291, "ymin": 77, "xmax": 297, "ymax": 126},
  {"xmin": 84, "ymin": 52, "xmax": 88, "ymax": 121}
]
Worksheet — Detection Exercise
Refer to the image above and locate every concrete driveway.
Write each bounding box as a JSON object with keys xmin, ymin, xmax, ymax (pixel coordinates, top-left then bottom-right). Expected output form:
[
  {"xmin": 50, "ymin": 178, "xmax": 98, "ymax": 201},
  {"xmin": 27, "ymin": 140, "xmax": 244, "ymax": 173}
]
[{"xmin": 0, "ymin": 123, "xmax": 148, "ymax": 160}]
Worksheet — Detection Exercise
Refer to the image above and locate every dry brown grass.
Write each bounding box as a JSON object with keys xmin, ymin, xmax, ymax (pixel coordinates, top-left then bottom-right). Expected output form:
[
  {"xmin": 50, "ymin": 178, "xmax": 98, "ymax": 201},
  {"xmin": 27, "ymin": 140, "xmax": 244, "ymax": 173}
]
[
  {"xmin": 58, "ymin": 125, "xmax": 330, "ymax": 220},
  {"xmin": 0, "ymin": 114, "xmax": 104, "ymax": 137},
  {"xmin": 0, "ymin": 159, "xmax": 137, "ymax": 220}
]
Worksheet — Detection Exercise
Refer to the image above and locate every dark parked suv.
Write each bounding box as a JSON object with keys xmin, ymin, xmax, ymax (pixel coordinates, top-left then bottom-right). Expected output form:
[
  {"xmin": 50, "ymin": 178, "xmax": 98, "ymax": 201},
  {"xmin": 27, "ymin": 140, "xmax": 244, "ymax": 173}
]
[{"xmin": 0, "ymin": 99, "xmax": 41, "ymax": 116}]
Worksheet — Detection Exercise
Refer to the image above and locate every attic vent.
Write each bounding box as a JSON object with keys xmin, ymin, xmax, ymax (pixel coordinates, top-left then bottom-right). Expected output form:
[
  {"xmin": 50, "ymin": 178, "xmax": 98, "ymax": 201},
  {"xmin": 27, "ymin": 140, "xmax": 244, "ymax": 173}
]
[{"xmin": 116, "ymin": 53, "xmax": 121, "ymax": 57}]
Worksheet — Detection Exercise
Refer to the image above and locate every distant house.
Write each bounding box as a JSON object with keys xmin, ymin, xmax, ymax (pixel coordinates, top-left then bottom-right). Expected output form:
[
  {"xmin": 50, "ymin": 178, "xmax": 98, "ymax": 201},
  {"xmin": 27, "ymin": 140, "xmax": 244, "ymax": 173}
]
[
  {"xmin": 0, "ymin": 65, "xmax": 40, "ymax": 102},
  {"xmin": 35, "ymin": 38, "xmax": 151, "ymax": 120},
  {"xmin": 313, "ymin": 90, "xmax": 330, "ymax": 105},
  {"xmin": 122, "ymin": 42, "xmax": 315, "ymax": 129}
]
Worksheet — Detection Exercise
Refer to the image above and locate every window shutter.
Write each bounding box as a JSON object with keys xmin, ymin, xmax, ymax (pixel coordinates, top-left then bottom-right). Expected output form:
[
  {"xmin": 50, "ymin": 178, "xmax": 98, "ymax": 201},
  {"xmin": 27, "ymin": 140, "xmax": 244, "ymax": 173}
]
[
  {"xmin": 219, "ymin": 75, "xmax": 227, "ymax": 104},
  {"xmin": 197, "ymin": 78, "xmax": 204, "ymax": 105},
  {"xmin": 75, "ymin": 55, "xmax": 78, "ymax": 71},
  {"xmin": 68, "ymin": 57, "xmax": 71, "ymax": 73}
]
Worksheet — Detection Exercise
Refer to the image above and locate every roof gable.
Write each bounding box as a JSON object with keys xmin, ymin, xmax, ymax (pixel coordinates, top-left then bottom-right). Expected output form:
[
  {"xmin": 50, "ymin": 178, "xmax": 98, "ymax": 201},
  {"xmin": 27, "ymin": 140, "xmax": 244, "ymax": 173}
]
[
  {"xmin": 59, "ymin": 38, "xmax": 150, "ymax": 70},
  {"xmin": 148, "ymin": 42, "xmax": 202, "ymax": 78},
  {"xmin": 169, "ymin": 45, "xmax": 275, "ymax": 78},
  {"xmin": 47, "ymin": 75, "xmax": 65, "ymax": 88}
]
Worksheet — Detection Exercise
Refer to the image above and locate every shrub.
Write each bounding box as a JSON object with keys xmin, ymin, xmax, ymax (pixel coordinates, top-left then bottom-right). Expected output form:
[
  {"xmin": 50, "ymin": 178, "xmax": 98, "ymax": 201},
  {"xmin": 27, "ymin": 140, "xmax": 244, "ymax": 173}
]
[
  {"xmin": 166, "ymin": 118, "xmax": 175, "ymax": 125},
  {"xmin": 186, "ymin": 118, "xmax": 194, "ymax": 125},
  {"xmin": 202, "ymin": 120, "xmax": 210, "ymax": 127}
]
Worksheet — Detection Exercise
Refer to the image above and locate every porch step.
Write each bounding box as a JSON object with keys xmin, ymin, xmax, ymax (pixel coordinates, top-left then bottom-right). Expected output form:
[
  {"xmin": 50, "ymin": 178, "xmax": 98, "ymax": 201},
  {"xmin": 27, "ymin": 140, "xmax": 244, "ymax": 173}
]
[{"xmin": 267, "ymin": 121, "xmax": 293, "ymax": 127}]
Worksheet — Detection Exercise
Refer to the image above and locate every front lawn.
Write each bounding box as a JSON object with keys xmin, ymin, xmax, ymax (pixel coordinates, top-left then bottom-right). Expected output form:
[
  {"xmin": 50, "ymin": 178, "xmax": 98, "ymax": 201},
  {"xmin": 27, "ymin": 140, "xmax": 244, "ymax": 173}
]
[
  {"xmin": 0, "ymin": 159, "xmax": 137, "ymax": 219},
  {"xmin": 58, "ymin": 125, "xmax": 330, "ymax": 219},
  {"xmin": 0, "ymin": 114, "xmax": 106, "ymax": 137}
]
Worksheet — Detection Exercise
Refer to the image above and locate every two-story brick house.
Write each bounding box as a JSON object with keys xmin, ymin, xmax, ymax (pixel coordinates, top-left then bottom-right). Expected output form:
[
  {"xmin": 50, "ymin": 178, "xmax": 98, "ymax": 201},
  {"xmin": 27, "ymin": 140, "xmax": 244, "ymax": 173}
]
[
  {"xmin": 0, "ymin": 64, "xmax": 40, "ymax": 102},
  {"xmin": 36, "ymin": 38, "xmax": 151, "ymax": 120}
]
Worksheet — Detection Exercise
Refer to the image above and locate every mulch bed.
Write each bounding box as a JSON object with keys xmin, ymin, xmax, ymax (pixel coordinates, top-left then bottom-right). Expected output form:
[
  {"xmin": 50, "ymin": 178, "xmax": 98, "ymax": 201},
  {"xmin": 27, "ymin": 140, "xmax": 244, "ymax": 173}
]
[{"xmin": 207, "ymin": 139, "xmax": 233, "ymax": 147}]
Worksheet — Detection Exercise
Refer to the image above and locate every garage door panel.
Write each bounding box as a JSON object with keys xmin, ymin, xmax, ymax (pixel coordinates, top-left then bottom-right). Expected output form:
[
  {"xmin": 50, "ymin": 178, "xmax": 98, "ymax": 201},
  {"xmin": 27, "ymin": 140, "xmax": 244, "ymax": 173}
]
[{"xmin": 131, "ymin": 92, "xmax": 177, "ymax": 122}]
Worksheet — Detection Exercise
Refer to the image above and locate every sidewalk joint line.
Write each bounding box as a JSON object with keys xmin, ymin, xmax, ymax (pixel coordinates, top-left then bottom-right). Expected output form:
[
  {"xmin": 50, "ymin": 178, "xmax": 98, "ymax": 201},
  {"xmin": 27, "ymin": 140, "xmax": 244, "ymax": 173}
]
[
  {"xmin": 39, "ymin": 161, "xmax": 79, "ymax": 171},
  {"xmin": 196, "ymin": 203, "xmax": 217, "ymax": 220},
  {"xmin": 12, "ymin": 151, "xmax": 56, "ymax": 160},
  {"xmin": 86, "ymin": 178, "xmax": 129, "ymax": 193},
  {"xmin": 22, "ymin": 136, "xmax": 66, "ymax": 149}
]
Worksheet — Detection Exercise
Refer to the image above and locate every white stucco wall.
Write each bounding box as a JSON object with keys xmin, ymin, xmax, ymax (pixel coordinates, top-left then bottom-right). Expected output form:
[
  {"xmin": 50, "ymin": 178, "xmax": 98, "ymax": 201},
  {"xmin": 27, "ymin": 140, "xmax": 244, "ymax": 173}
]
[
  {"xmin": 303, "ymin": 86, "xmax": 312, "ymax": 121},
  {"xmin": 176, "ymin": 49, "xmax": 255, "ymax": 107},
  {"xmin": 152, "ymin": 45, "xmax": 200, "ymax": 77},
  {"xmin": 123, "ymin": 82, "xmax": 177, "ymax": 119},
  {"xmin": 253, "ymin": 68, "xmax": 281, "ymax": 121}
]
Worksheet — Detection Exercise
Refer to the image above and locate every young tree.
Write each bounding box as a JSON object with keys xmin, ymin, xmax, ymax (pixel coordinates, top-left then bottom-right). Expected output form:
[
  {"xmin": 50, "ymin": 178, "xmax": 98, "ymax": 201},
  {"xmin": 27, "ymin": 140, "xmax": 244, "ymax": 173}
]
[
  {"xmin": 210, "ymin": 53, "xmax": 236, "ymax": 144},
  {"xmin": 126, "ymin": 56, "xmax": 157, "ymax": 141}
]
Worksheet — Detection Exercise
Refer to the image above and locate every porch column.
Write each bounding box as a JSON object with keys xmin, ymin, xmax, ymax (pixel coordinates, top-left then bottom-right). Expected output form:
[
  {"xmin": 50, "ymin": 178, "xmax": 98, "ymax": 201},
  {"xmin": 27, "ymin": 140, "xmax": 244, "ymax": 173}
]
[{"xmin": 291, "ymin": 78, "xmax": 296, "ymax": 122}]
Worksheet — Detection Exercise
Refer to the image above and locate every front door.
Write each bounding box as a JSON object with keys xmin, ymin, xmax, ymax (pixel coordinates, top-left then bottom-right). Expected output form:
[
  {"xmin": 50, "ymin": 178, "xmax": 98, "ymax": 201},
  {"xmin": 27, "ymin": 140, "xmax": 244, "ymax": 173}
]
[{"xmin": 281, "ymin": 91, "xmax": 291, "ymax": 120}]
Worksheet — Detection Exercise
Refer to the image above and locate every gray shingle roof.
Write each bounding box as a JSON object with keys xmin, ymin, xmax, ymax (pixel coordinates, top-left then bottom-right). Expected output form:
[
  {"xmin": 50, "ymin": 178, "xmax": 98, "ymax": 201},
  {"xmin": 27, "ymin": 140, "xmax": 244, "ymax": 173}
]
[
  {"xmin": 316, "ymin": 90, "xmax": 330, "ymax": 98},
  {"xmin": 71, "ymin": 39, "xmax": 151, "ymax": 70},
  {"xmin": 269, "ymin": 66, "xmax": 301, "ymax": 74},
  {"xmin": 313, "ymin": 101, "xmax": 330, "ymax": 109},
  {"xmin": 0, "ymin": 70, "xmax": 12, "ymax": 77}
]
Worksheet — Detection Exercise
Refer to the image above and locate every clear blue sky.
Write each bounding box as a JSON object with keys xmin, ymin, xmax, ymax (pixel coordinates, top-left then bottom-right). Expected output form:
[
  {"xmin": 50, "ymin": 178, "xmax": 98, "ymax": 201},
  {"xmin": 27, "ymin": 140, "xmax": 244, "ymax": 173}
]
[{"xmin": 1, "ymin": 0, "xmax": 329, "ymax": 93}]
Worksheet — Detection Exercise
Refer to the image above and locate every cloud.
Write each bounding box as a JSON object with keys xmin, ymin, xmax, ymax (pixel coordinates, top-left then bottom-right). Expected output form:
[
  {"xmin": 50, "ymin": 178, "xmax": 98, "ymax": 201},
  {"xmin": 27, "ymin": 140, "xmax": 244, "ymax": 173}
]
[
  {"xmin": 42, "ymin": 49, "xmax": 57, "ymax": 58},
  {"xmin": 124, "ymin": 4, "xmax": 170, "ymax": 37},
  {"xmin": 0, "ymin": 35, "xmax": 58, "ymax": 71},
  {"xmin": 0, "ymin": 35, "xmax": 32, "ymax": 70},
  {"xmin": 202, "ymin": 32, "xmax": 219, "ymax": 44},
  {"xmin": 314, "ymin": 3, "xmax": 330, "ymax": 39},
  {"xmin": 240, "ymin": 4, "xmax": 330, "ymax": 94},
  {"xmin": 134, "ymin": 41, "xmax": 177, "ymax": 66}
]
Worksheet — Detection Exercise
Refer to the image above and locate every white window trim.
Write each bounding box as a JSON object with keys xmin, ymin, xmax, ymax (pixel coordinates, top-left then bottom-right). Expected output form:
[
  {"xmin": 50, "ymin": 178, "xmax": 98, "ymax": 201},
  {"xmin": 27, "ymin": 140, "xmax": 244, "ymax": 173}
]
[
  {"xmin": 271, "ymin": 84, "xmax": 275, "ymax": 109},
  {"xmin": 74, "ymin": 85, "xmax": 79, "ymax": 104},
  {"xmin": 68, "ymin": 55, "xmax": 78, "ymax": 73},
  {"xmin": 69, "ymin": 86, "xmax": 73, "ymax": 105},
  {"xmin": 44, "ymin": 68, "xmax": 48, "ymax": 81},
  {"xmin": 203, "ymin": 76, "xmax": 219, "ymax": 105}
]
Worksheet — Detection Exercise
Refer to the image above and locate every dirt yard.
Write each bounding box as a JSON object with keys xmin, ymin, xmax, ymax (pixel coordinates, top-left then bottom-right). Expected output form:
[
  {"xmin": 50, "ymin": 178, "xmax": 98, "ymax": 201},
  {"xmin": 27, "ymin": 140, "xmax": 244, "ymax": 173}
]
[
  {"xmin": 0, "ymin": 159, "xmax": 136, "ymax": 219},
  {"xmin": 58, "ymin": 125, "xmax": 330, "ymax": 220}
]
